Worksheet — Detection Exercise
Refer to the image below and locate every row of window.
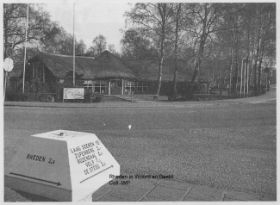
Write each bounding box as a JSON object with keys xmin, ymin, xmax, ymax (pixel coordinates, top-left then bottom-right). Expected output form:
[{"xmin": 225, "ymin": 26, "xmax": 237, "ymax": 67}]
[
  {"xmin": 81, "ymin": 80, "xmax": 150, "ymax": 94},
  {"xmin": 82, "ymin": 80, "xmax": 150, "ymax": 87}
]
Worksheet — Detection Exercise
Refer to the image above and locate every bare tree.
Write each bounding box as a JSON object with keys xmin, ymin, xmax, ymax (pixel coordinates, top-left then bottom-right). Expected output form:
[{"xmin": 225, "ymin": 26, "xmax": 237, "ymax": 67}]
[
  {"xmin": 126, "ymin": 3, "xmax": 173, "ymax": 99},
  {"xmin": 253, "ymin": 4, "xmax": 275, "ymax": 94},
  {"xmin": 76, "ymin": 40, "xmax": 86, "ymax": 56},
  {"xmin": 3, "ymin": 4, "xmax": 53, "ymax": 57},
  {"xmin": 185, "ymin": 4, "xmax": 222, "ymax": 85},
  {"xmin": 213, "ymin": 3, "xmax": 275, "ymax": 96},
  {"xmin": 108, "ymin": 44, "xmax": 117, "ymax": 54},
  {"xmin": 171, "ymin": 3, "xmax": 182, "ymax": 99},
  {"xmin": 92, "ymin": 34, "xmax": 107, "ymax": 56},
  {"xmin": 121, "ymin": 28, "xmax": 157, "ymax": 60}
]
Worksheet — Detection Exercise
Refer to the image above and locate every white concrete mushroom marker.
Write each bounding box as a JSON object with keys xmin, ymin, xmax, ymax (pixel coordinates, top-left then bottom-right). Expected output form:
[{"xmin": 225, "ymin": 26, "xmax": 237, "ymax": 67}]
[{"xmin": 5, "ymin": 130, "xmax": 120, "ymax": 201}]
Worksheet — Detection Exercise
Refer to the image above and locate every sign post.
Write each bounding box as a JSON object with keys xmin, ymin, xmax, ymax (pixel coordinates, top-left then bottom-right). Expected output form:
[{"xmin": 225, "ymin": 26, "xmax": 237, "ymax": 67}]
[
  {"xmin": 3, "ymin": 57, "xmax": 14, "ymax": 101},
  {"xmin": 5, "ymin": 130, "xmax": 120, "ymax": 201},
  {"xmin": 63, "ymin": 88, "xmax": 84, "ymax": 101}
]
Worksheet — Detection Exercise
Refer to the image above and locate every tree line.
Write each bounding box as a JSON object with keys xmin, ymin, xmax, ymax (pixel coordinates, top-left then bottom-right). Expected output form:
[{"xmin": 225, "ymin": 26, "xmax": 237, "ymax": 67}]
[
  {"xmin": 4, "ymin": 3, "xmax": 275, "ymax": 98},
  {"xmin": 122, "ymin": 3, "xmax": 275, "ymax": 98},
  {"xmin": 3, "ymin": 4, "xmax": 116, "ymax": 60}
]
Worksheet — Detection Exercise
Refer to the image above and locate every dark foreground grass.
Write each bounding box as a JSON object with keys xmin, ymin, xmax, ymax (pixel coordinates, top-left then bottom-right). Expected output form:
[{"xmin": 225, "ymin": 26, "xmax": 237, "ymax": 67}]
[{"xmin": 96, "ymin": 125, "xmax": 275, "ymax": 196}]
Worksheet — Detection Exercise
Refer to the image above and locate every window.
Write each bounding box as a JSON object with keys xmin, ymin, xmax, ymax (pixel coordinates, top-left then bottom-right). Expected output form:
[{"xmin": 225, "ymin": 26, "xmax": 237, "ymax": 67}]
[
  {"xmin": 123, "ymin": 80, "xmax": 149, "ymax": 94},
  {"xmin": 83, "ymin": 80, "xmax": 108, "ymax": 94},
  {"xmin": 94, "ymin": 81, "xmax": 107, "ymax": 94}
]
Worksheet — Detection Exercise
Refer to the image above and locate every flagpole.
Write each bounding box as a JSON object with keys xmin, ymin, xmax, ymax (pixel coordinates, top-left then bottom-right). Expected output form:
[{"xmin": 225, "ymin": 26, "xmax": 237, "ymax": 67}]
[
  {"xmin": 73, "ymin": 2, "xmax": 76, "ymax": 87},
  {"xmin": 4, "ymin": 71, "xmax": 8, "ymax": 100},
  {"xmin": 23, "ymin": 4, "xmax": 29, "ymax": 93}
]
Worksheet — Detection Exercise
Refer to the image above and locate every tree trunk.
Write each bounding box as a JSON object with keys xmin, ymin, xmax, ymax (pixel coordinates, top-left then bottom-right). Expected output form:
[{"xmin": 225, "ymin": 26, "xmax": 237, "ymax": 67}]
[
  {"xmin": 172, "ymin": 4, "xmax": 181, "ymax": 99},
  {"xmin": 257, "ymin": 43, "xmax": 265, "ymax": 93},
  {"xmin": 156, "ymin": 55, "xmax": 164, "ymax": 98},
  {"xmin": 253, "ymin": 35, "xmax": 262, "ymax": 95},
  {"xmin": 233, "ymin": 47, "xmax": 238, "ymax": 94},
  {"xmin": 257, "ymin": 57, "xmax": 263, "ymax": 93},
  {"xmin": 172, "ymin": 62, "xmax": 177, "ymax": 98},
  {"xmin": 191, "ymin": 42, "xmax": 204, "ymax": 83},
  {"xmin": 4, "ymin": 31, "xmax": 8, "ymax": 59},
  {"xmin": 190, "ymin": 4, "xmax": 208, "ymax": 96},
  {"xmin": 253, "ymin": 56, "xmax": 258, "ymax": 94},
  {"xmin": 254, "ymin": 5, "xmax": 263, "ymax": 95},
  {"xmin": 155, "ymin": 5, "xmax": 166, "ymax": 99},
  {"xmin": 3, "ymin": 6, "xmax": 8, "ymax": 59},
  {"xmin": 245, "ymin": 21, "xmax": 251, "ymax": 96},
  {"xmin": 232, "ymin": 15, "xmax": 239, "ymax": 95},
  {"xmin": 248, "ymin": 58, "xmax": 253, "ymax": 92}
]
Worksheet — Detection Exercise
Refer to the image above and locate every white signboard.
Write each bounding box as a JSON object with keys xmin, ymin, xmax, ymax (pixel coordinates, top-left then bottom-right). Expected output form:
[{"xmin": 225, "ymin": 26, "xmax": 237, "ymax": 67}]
[
  {"xmin": 63, "ymin": 88, "xmax": 84, "ymax": 100},
  {"xmin": 5, "ymin": 130, "xmax": 120, "ymax": 201},
  {"xmin": 3, "ymin": 58, "xmax": 14, "ymax": 72}
]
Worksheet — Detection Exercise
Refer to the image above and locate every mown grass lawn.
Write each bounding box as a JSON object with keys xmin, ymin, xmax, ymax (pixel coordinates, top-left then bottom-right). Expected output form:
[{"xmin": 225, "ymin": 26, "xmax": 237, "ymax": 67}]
[{"xmin": 4, "ymin": 100, "xmax": 276, "ymax": 199}]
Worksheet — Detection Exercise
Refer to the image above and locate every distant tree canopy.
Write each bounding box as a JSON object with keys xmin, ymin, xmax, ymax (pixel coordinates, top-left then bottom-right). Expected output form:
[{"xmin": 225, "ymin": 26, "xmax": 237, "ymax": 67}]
[
  {"xmin": 3, "ymin": 4, "xmax": 115, "ymax": 59},
  {"xmin": 125, "ymin": 3, "xmax": 175, "ymax": 98},
  {"xmin": 85, "ymin": 35, "xmax": 107, "ymax": 57},
  {"xmin": 4, "ymin": 3, "xmax": 275, "ymax": 97},
  {"xmin": 121, "ymin": 28, "xmax": 157, "ymax": 60},
  {"xmin": 4, "ymin": 4, "xmax": 53, "ymax": 57},
  {"xmin": 43, "ymin": 26, "xmax": 87, "ymax": 56},
  {"xmin": 122, "ymin": 2, "xmax": 276, "ymax": 97}
]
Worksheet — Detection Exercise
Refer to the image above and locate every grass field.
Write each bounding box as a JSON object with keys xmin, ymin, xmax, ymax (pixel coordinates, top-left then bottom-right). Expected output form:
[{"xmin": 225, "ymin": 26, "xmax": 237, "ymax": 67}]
[{"xmin": 4, "ymin": 98, "xmax": 276, "ymax": 199}]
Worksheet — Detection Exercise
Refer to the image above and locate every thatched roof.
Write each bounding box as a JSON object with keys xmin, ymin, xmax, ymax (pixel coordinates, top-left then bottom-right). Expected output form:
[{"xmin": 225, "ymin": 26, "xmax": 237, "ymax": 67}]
[
  {"xmin": 10, "ymin": 51, "xmax": 210, "ymax": 83},
  {"xmin": 30, "ymin": 51, "xmax": 136, "ymax": 80},
  {"xmin": 94, "ymin": 51, "xmax": 136, "ymax": 79},
  {"xmin": 125, "ymin": 59, "xmax": 205, "ymax": 82}
]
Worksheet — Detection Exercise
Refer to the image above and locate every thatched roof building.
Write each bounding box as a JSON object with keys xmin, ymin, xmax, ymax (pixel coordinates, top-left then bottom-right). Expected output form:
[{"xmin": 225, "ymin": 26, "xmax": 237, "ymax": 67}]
[
  {"xmin": 29, "ymin": 50, "xmax": 136, "ymax": 80},
  {"xmin": 9, "ymin": 52, "xmax": 209, "ymax": 83},
  {"xmin": 125, "ymin": 59, "xmax": 191, "ymax": 82},
  {"xmin": 125, "ymin": 59, "xmax": 210, "ymax": 83},
  {"xmin": 7, "ymin": 50, "xmax": 211, "ymax": 99}
]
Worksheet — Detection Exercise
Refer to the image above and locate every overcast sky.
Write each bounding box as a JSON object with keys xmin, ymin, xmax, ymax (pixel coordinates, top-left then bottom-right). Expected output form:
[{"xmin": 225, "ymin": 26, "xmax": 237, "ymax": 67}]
[{"xmin": 42, "ymin": 1, "xmax": 133, "ymax": 52}]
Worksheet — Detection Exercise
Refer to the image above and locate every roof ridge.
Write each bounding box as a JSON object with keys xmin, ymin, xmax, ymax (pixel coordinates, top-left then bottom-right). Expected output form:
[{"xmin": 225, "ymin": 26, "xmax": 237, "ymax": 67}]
[
  {"xmin": 97, "ymin": 50, "xmax": 134, "ymax": 71},
  {"xmin": 39, "ymin": 51, "xmax": 95, "ymax": 59}
]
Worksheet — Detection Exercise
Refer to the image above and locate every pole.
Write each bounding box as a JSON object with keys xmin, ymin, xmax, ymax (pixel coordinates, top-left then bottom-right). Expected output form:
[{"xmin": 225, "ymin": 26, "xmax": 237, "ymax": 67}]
[
  {"xmin": 247, "ymin": 60, "xmax": 251, "ymax": 96},
  {"xmin": 4, "ymin": 71, "xmax": 8, "ymax": 101},
  {"xmin": 240, "ymin": 59, "xmax": 243, "ymax": 96},
  {"xmin": 108, "ymin": 81, "xmax": 111, "ymax": 95},
  {"xmin": 121, "ymin": 79, "xmax": 124, "ymax": 95},
  {"xmin": 246, "ymin": 64, "xmax": 249, "ymax": 96},
  {"xmin": 243, "ymin": 60, "xmax": 246, "ymax": 96},
  {"xmin": 229, "ymin": 64, "xmax": 232, "ymax": 95},
  {"xmin": 22, "ymin": 4, "xmax": 29, "ymax": 93},
  {"xmin": 266, "ymin": 73, "xmax": 267, "ymax": 91},
  {"xmin": 130, "ymin": 81, "xmax": 133, "ymax": 103},
  {"xmin": 72, "ymin": 2, "xmax": 75, "ymax": 87},
  {"xmin": 43, "ymin": 64, "xmax": 45, "ymax": 84}
]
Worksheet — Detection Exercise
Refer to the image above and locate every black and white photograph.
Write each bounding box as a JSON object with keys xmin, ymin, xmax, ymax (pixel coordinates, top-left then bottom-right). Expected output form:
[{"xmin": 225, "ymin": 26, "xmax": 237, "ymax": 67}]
[{"xmin": 2, "ymin": 0, "xmax": 277, "ymax": 202}]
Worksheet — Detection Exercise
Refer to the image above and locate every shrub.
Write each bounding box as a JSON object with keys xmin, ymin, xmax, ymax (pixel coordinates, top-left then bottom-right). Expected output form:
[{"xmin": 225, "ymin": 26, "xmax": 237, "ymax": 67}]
[
  {"xmin": 91, "ymin": 94, "xmax": 103, "ymax": 102},
  {"xmin": 6, "ymin": 91, "xmax": 27, "ymax": 101}
]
